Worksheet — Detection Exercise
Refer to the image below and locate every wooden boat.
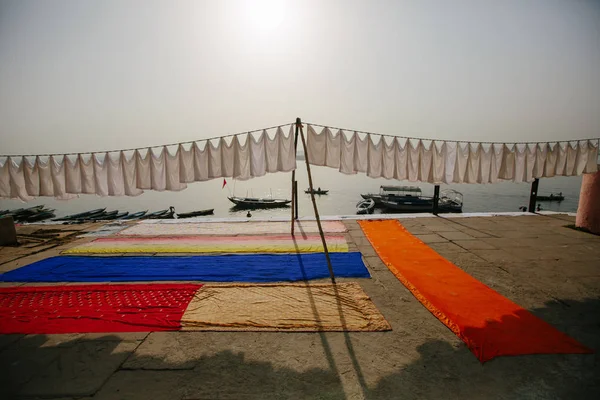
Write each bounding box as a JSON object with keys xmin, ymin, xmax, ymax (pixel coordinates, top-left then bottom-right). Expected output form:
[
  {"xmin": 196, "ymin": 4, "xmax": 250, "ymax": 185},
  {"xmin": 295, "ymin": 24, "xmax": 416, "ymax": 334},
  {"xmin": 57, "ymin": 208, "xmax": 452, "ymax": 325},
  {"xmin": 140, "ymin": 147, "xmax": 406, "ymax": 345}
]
[
  {"xmin": 228, "ymin": 196, "xmax": 291, "ymax": 209},
  {"xmin": 361, "ymin": 186, "xmax": 423, "ymax": 206},
  {"xmin": 11, "ymin": 206, "xmax": 54, "ymax": 222},
  {"xmin": 120, "ymin": 210, "xmax": 148, "ymax": 220},
  {"xmin": 103, "ymin": 211, "xmax": 129, "ymax": 220},
  {"xmin": 89, "ymin": 210, "xmax": 119, "ymax": 221},
  {"xmin": 356, "ymin": 199, "xmax": 375, "ymax": 215},
  {"xmin": 381, "ymin": 189, "xmax": 464, "ymax": 213},
  {"xmin": 146, "ymin": 206, "xmax": 176, "ymax": 219},
  {"xmin": 23, "ymin": 210, "xmax": 56, "ymax": 223},
  {"xmin": 438, "ymin": 189, "xmax": 463, "ymax": 213},
  {"xmin": 304, "ymin": 188, "xmax": 329, "ymax": 195},
  {"xmin": 177, "ymin": 209, "xmax": 214, "ymax": 218},
  {"xmin": 54, "ymin": 208, "xmax": 106, "ymax": 221},
  {"xmin": 537, "ymin": 193, "xmax": 564, "ymax": 201},
  {"xmin": 8, "ymin": 205, "xmax": 46, "ymax": 219},
  {"xmin": 381, "ymin": 197, "xmax": 433, "ymax": 212}
]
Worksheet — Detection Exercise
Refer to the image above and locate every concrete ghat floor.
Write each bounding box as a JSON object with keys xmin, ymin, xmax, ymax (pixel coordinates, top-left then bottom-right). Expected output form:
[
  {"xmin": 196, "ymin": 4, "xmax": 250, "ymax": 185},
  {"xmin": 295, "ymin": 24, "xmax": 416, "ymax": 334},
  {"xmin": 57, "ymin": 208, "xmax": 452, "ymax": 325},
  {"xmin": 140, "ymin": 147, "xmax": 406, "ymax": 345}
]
[{"xmin": 0, "ymin": 214, "xmax": 599, "ymax": 399}]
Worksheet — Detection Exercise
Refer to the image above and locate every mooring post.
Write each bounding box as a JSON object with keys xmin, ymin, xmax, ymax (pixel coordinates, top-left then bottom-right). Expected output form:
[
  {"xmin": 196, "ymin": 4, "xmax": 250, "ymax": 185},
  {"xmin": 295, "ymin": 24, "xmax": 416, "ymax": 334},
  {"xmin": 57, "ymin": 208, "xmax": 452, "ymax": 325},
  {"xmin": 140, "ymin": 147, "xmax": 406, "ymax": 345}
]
[
  {"xmin": 297, "ymin": 118, "xmax": 336, "ymax": 284},
  {"xmin": 294, "ymin": 180, "xmax": 299, "ymax": 219},
  {"xmin": 433, "ymin": 185, "xmax": 440, "ymax": 215},
  {"xmin": 528, "ymin": 178, "xmax": 540, "ymax": 213}
]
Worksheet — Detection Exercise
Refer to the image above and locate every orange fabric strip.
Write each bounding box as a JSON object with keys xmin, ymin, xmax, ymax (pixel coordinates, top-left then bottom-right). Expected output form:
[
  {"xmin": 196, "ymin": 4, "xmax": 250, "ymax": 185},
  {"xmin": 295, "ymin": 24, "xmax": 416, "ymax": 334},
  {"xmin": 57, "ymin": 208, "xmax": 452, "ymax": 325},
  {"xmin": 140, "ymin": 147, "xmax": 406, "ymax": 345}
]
[{"xmin": 358, "ymin": 219, "xmax": 593, "ymax": 362}]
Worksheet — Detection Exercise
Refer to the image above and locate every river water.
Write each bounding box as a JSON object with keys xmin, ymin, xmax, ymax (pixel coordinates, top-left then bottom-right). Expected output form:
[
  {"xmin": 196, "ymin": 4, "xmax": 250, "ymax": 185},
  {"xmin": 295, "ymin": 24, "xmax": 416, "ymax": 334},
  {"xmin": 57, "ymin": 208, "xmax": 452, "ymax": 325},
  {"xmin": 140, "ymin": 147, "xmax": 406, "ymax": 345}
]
[{"xmin": 0, "ymin": 165, "xmax": 583, "ymax": 220}]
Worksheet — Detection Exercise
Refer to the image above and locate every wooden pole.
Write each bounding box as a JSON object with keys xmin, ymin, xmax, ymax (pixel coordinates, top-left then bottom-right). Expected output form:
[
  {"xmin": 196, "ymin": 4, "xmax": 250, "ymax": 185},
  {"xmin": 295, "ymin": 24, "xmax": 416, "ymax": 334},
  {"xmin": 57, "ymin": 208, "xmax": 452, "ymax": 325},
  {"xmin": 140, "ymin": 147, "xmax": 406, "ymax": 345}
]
[
  {"xmin": 291, "ymin": 121, "xmax": 300, "ymax": 236},
  {"xmin": 291, "ymin": 172, "xmax": 296, "ymax": 236},
  {"xmin": 297, "ymin": 118, "xmax": 336, "ymax": 284}
]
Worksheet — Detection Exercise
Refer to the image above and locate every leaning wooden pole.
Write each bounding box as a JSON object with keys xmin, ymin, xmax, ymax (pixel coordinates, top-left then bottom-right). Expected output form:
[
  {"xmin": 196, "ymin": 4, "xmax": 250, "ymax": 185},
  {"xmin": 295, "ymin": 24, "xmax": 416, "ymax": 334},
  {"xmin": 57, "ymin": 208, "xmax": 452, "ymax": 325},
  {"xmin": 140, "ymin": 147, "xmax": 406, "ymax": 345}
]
[
  {"xmin": 297, "ymin": 118, "xmax": 336, "ymax": 284},
  {"xmin": 290, "ymin": 121, "xmax": 300, "ymax": 236}
]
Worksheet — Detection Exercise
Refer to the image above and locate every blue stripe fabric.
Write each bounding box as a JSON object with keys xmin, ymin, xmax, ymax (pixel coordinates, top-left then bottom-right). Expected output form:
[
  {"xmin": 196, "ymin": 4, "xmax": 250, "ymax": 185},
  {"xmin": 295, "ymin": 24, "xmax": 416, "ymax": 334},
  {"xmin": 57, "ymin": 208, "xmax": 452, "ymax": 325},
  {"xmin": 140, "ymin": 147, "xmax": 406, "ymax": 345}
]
[{"xmin": 0, "ymin": 253, "xmax": 369, "ymax": 283}]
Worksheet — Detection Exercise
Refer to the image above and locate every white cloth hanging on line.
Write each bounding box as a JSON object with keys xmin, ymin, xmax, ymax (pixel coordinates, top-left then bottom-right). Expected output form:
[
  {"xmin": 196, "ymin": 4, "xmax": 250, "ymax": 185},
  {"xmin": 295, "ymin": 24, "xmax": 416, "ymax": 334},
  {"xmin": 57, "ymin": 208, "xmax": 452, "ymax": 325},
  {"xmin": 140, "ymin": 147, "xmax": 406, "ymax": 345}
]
[
  {"xmin": 306, "ymin": 125, "xmax": 599, "ymax": 184},
  {"xmin": 0, "ymin": 125, "xmax": 296, "ymax": 201}
]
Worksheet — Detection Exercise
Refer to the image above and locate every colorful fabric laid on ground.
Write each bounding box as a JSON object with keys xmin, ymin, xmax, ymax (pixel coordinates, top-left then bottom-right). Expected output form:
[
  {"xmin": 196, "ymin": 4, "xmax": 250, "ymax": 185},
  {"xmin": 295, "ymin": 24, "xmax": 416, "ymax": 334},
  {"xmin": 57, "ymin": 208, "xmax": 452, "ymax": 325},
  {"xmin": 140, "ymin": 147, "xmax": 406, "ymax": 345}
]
[
  {"xmin": 0, "ymin": 283, "xmax": 389, "ymax": 334},
  {"xmin": 358, "ymin": 220, "xmax": 593, "ymax": 363},
  {"xmin": 0, "ymin": 284, "xmax": 202, "ymax": 334},
  {"xmin": 63, "ymin": 234, "xmax": 349, "ymax": 254},
  {"xmin": 118, "ymin": 220, "xmax": 347, "ymax": 236},
  {"xmin": 0, "ymin": 253, "xmax": 369, "ymax": 283},
  {"xmin": 181, "ymin": 283, "xmax": 391, "ymax": 332}
]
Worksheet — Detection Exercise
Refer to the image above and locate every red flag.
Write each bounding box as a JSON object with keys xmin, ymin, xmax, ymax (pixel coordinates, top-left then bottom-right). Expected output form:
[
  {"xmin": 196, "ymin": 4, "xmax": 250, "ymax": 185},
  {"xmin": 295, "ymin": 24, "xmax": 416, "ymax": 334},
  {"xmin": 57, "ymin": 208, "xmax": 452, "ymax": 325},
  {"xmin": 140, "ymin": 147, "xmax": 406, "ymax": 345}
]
[{"xmin": 222, "ymin": 179, "xmax": 227, "ymax": 189}]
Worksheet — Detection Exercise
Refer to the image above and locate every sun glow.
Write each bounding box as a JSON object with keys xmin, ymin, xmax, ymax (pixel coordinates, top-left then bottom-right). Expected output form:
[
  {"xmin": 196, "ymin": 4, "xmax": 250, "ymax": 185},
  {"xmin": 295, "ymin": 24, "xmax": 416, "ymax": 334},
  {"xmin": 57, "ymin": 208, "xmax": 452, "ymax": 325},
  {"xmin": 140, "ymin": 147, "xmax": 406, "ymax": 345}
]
[{"xmin": 244, "ymin": 0, "xmax": 285, "ymax": 30}]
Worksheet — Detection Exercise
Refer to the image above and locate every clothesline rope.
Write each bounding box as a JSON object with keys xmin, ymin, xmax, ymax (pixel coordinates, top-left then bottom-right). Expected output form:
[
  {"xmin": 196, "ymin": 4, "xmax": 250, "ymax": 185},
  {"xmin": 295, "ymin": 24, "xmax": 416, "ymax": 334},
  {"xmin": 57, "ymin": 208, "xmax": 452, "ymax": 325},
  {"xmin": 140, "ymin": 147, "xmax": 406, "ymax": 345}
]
[
  {"xmin": 305, "ymin": 122, "xmax": 600, "ymax": 146},
  {"xmin": 0, "ymin": 122, "xmax": 293, "ymax": 158},
  {"xmin": 2, "ymin": 120, "xmax": 599, "ymax": 158}
]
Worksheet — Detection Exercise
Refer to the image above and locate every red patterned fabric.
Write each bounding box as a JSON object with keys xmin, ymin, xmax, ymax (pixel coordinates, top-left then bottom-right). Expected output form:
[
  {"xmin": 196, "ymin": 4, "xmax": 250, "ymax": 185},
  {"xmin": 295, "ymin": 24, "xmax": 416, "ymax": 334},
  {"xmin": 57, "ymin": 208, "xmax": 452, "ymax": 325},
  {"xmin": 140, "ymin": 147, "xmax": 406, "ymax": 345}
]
[{"xmin": 0, "ymin": 284, "xmax": 202, "ymax": 334}]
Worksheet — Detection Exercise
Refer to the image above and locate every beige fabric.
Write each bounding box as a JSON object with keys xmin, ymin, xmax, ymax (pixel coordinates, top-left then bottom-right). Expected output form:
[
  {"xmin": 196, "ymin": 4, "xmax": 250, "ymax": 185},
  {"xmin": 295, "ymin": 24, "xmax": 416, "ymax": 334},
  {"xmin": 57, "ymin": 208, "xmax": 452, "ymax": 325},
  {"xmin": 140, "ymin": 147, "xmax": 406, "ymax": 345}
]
[{"xmin": 180, "ymin": 283, "xmax": 391, "ymax": 332}]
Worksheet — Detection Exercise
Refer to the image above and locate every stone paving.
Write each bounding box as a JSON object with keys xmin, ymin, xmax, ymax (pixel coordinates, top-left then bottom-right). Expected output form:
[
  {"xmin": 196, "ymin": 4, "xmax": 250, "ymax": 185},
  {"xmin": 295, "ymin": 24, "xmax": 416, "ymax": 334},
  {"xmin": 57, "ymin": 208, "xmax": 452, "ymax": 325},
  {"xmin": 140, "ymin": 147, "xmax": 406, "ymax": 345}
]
[{"xmin": 1, "ymin": 214, "xmax": 599, "ymax": 399}]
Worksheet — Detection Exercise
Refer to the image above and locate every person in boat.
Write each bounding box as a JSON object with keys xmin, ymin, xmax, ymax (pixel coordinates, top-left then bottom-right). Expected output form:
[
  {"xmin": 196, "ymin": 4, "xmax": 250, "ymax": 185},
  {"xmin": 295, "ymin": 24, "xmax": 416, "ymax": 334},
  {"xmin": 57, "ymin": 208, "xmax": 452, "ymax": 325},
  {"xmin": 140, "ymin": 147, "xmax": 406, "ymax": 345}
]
[
  {"xmin": 536, "ymin": 204, "xmax": 542, "ymax": 211},
  {"xmin": 318, "ymin": 187, "xmax": 321, "ymax": 192},
  {"xmin": 246, "ymin": 211, "xmax": 252, "ymax": 218}
]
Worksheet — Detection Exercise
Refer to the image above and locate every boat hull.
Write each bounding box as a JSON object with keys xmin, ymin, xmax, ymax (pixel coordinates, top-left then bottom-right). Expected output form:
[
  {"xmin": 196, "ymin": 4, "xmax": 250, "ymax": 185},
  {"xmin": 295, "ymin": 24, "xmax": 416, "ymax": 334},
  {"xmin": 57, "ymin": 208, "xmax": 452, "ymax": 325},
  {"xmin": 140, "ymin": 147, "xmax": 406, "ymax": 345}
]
[
  {"xmin": 305, "ymin": 190, "xmax": 329, "ymax": 195},
  {"xmin": 228, "ymin": 197, "xmax": 291, "ymax": 209},
  {"xmin": 537, "ymin": 196, "xmax": 564, "ymax": 201},
  {"xmin": 381, "ymin": 201, "xmax": 433, "ymax": 213},
  {"xmin": 177, "ymin": 209, "xmax": 215, "ymax": 218}
]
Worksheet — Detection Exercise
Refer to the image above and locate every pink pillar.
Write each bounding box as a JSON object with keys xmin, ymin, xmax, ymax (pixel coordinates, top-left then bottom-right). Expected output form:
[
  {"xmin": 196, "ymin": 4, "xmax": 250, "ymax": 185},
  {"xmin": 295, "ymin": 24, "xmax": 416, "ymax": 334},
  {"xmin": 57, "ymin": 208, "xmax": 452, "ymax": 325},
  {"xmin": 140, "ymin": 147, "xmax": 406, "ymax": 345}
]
[{"xmin": 576, "ymin": 166, "xmax": 600, "ymax": 234}]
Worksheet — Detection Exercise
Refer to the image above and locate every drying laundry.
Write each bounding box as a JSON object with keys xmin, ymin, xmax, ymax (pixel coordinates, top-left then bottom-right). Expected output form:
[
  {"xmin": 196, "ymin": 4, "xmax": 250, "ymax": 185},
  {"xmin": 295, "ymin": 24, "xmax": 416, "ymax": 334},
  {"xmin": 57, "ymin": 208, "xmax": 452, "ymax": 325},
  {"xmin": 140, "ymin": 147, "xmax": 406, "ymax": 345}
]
[
  {"xmin": 306, "ymin": 125, "xmax": 599, "ymax": 184},
  {"xmin": 0, "ymin": 126, "xmax": 296, "ymax": 200}
]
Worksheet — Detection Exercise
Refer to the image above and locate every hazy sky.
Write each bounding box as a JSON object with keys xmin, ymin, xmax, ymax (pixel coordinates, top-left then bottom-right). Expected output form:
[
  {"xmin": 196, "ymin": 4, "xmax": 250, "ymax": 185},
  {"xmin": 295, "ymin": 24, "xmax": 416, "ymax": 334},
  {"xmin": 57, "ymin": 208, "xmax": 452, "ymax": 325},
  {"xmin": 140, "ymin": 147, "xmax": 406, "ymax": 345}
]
[{"xmin": 1, "ymin": 0, "xmax": 599, "ymax": 156}]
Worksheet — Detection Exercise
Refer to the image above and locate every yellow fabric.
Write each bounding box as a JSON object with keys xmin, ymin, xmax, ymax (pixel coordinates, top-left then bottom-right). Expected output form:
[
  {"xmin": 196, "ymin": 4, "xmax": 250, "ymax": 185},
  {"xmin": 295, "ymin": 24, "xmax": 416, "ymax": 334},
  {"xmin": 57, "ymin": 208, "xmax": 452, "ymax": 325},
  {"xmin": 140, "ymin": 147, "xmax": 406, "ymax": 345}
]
[
  {"xmin": 180, "ymin": 283, "xmax": 391, "ymax": 332},
  {"xmin": 63, "ymin": 243, "xmax": 348, "ymax": 254}
]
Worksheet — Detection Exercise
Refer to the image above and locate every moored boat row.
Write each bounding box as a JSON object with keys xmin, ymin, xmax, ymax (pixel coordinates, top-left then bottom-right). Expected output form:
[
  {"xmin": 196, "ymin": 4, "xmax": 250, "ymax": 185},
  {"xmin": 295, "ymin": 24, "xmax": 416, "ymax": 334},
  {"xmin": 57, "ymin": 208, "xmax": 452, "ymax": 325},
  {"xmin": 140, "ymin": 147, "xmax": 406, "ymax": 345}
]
[
  {"xmin": 0, "ymin": 205, "xmax": 216, "ymax": 224},
  {"xmin": 358, "ymin": 186, "xmax": 464, "ymax": 214},
  {"xmin": 0, "ymin": 205, "xmax": 56, "ymax": 223}
]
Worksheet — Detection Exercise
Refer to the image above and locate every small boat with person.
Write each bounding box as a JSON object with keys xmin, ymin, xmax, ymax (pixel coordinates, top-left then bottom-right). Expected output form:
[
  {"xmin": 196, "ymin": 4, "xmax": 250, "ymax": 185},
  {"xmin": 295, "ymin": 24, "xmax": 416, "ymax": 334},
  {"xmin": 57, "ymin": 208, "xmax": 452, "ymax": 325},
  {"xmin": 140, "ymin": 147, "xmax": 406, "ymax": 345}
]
[
  {"xmin": 537, "ymin": 192, "xmax": 564, "ymax": 202},
  {"xmin": 305, "ymin": 187, "xmax": 329, "ymax": 195},
  {"xmin": 228, "ymin": 196, "xmax": 291, "ymax": 209},
  {"xmin": 176, "ymin": 209, "xmax": 214, "ymax": 218}
]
